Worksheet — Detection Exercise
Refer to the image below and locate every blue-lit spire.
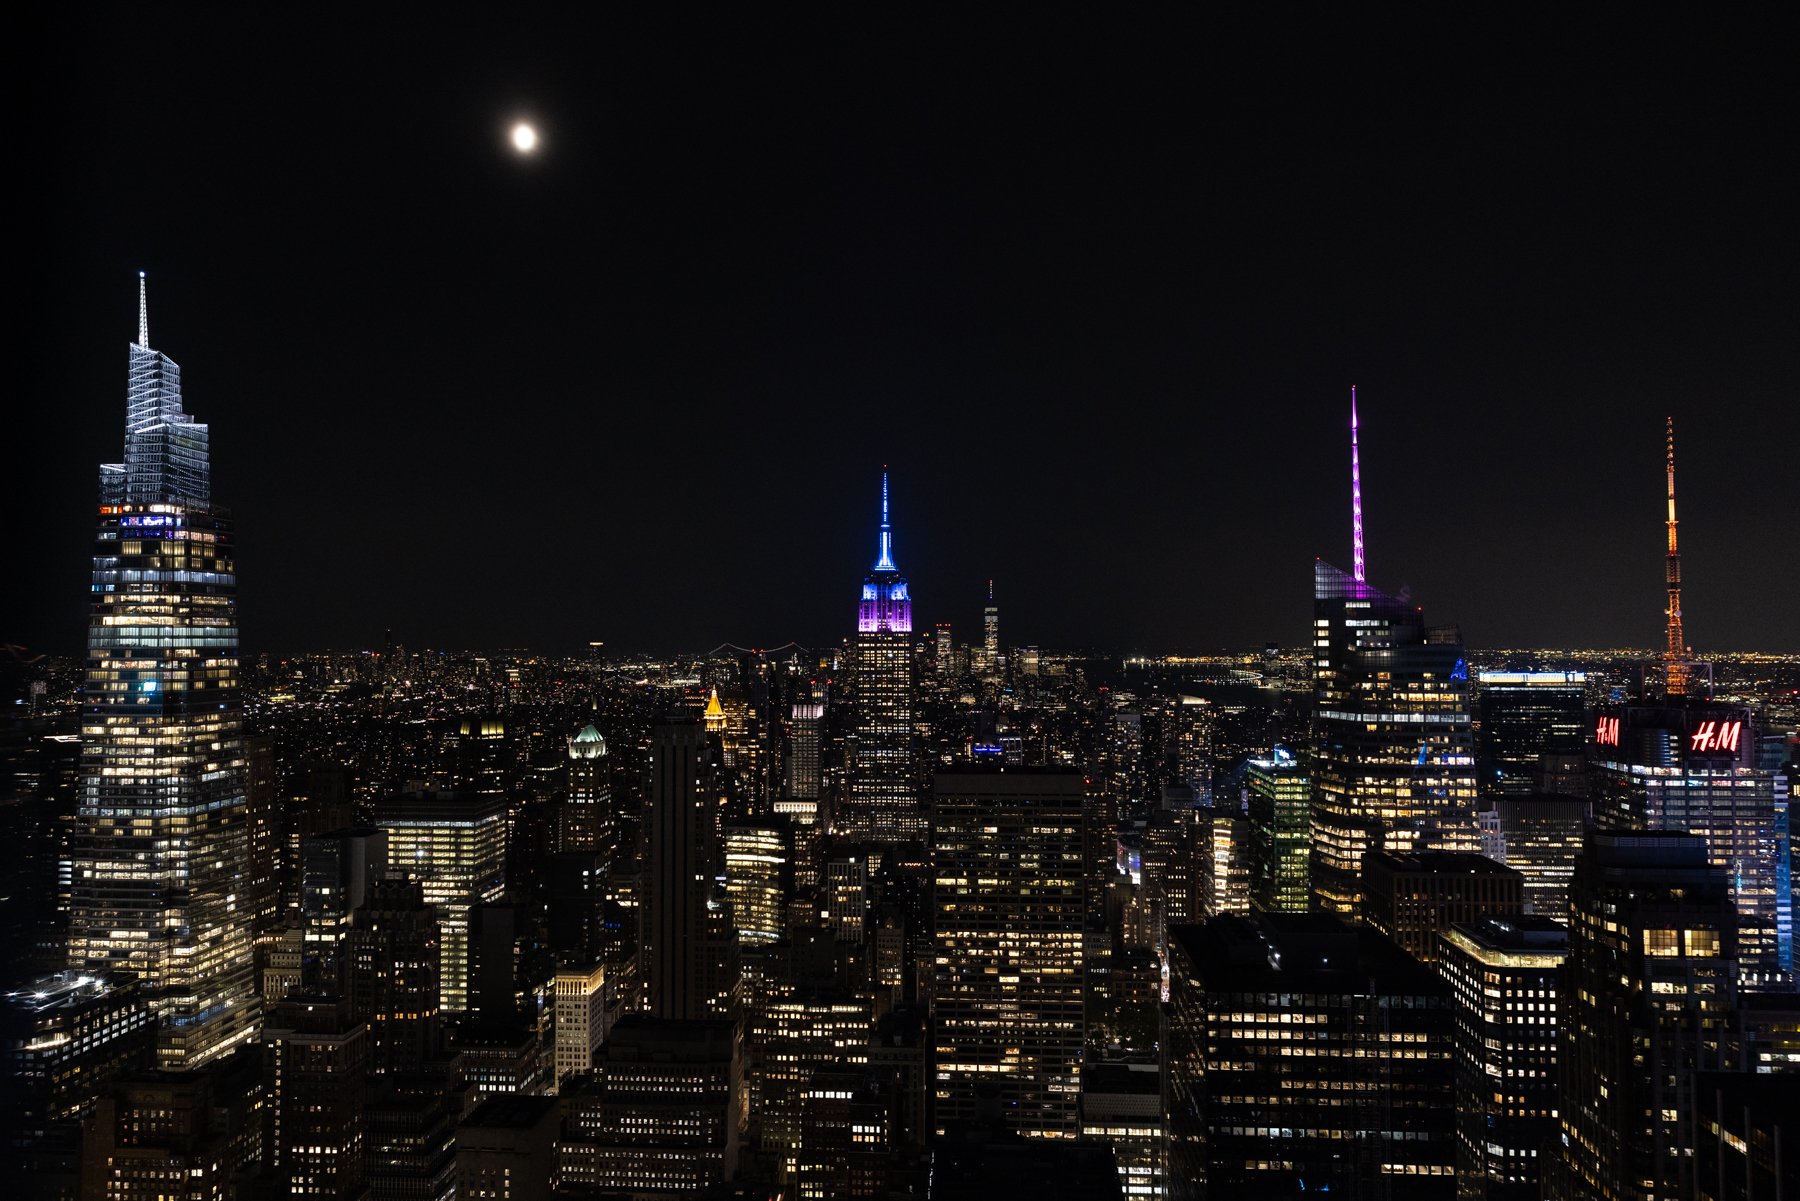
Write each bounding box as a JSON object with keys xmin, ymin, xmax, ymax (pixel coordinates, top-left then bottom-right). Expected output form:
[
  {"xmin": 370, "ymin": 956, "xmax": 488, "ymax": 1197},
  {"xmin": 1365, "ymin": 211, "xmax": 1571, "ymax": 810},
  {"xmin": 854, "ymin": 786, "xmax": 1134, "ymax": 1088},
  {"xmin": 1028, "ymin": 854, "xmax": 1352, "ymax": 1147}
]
[{"xmin": 873, "ymin": 467, "xmax": 897, "ymax": 572}]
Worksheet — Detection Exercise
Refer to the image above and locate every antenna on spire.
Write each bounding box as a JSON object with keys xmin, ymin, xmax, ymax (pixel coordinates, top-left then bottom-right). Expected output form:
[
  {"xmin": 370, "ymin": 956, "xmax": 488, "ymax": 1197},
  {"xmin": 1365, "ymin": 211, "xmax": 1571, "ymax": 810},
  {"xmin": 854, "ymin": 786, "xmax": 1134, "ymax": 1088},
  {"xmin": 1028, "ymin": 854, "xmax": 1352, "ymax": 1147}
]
[
  {"xmin": 1664, "ymin": 416, "xmax": 1688, "ymax": 694},
  {"xmin": 988, "ymin": 579, "xmax": 994, "ymax": 602},
  {"xmin": 873, "ymin": 467, "xmax": 896, "ymax": 572},
  {"xmin": 136, "ymin": 271, "xmax": 150, "ymax": 349},
  {"xmin": 1350, "ymin": 385, "xmax": 1366, "ymax": 583}
]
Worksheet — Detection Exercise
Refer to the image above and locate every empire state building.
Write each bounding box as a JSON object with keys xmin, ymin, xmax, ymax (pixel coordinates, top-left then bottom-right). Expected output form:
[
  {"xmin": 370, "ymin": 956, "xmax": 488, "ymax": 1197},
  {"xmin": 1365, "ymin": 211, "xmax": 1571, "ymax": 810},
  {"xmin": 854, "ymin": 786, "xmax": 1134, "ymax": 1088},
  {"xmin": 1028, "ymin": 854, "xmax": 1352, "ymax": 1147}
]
[
  {"xmin": 844, "ymin": 471, "xmax": 924, "ymax": 843},
  {"xmin": 67, "ymin": 275, "xmax": 260, "ymax": 1067}
]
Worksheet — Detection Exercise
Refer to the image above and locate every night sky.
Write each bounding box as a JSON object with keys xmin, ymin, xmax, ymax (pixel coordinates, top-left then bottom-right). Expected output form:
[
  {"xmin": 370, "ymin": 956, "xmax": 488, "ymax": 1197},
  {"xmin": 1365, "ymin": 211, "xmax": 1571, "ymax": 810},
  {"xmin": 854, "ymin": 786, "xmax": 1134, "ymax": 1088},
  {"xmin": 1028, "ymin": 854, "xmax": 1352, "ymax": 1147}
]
[{"xmin": 16, "ymin": 10, "xmax": 1799, "ymax": 655}]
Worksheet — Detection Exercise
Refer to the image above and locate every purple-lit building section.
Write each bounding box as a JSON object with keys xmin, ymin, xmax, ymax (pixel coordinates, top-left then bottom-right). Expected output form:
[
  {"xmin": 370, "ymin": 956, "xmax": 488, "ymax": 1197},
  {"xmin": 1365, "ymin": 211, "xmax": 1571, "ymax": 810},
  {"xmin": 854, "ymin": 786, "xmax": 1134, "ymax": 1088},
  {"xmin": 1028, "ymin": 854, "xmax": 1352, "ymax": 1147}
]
[{"xmin": 857, "ymin": 470, "xmax": 912, "ymax": 634}]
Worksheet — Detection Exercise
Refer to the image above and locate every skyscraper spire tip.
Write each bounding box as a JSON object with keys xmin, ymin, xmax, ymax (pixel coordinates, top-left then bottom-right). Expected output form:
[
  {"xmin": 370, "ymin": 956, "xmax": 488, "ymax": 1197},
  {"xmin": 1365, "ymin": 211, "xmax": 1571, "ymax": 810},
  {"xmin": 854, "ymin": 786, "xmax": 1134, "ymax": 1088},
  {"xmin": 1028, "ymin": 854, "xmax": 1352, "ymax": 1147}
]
[
  {"xmin": 1350, "ymin": 386, "xmax": 1366, "ymax": 583},
  {"xmin": 873, "ymin": 469, "xmax": 896, "ymax": 571},
  {"xmin": 136, "ymin": 272, "xmax": 149, "ymax": 350}
]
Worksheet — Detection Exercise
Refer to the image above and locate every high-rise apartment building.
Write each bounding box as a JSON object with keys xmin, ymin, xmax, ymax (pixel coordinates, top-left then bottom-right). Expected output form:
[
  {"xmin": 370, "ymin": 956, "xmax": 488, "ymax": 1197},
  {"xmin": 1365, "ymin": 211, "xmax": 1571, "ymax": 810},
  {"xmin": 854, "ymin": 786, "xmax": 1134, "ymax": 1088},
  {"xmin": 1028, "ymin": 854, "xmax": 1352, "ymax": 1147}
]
[
  {"xmin": 1553, "ymin": 833, "xmax": 1743, "ymax": 1201},
  {"xmin": 68, "ymin": 276, "xmax": 260, "ymax": 1068},
  {"xmin": 1438, "ymin": 915, "xmax": 1566, "ymax": 1201},
  {"xmin": 930, "ymin": 768, "xmax": 1085, "ymax": 1138},
  {"xmin": 1477, "ymin": 671, "xmax": 1589, "ymax": 799},
  {"xmin": 846, "ymin": 473, "xmax": 923, "ymax": 843},
  {"xmin": 1246, "ymin": 750, "xmax": 1310, "ymax": 913},
  {"xmin": 375, "ymin": 790, "xmax": 507, "ymax": 1014}
]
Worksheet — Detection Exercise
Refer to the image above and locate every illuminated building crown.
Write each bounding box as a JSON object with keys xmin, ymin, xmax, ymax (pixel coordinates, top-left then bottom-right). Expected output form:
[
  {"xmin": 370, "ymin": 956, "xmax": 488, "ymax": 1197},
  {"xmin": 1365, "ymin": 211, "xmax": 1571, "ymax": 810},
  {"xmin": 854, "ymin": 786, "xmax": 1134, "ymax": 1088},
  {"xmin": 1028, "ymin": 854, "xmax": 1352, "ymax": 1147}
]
[{"xmin": 857, "ymin": 468, "xmax": 912, "ymax": 633}]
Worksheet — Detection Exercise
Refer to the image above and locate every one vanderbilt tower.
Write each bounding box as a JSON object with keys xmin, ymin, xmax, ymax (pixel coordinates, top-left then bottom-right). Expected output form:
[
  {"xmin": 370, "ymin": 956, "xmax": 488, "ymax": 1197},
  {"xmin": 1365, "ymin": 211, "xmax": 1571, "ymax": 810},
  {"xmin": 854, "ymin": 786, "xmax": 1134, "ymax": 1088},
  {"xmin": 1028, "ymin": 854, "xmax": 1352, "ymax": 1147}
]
[{"xmin": 68, "ymin": 274, "xmax": 260, "ymax": 1068}]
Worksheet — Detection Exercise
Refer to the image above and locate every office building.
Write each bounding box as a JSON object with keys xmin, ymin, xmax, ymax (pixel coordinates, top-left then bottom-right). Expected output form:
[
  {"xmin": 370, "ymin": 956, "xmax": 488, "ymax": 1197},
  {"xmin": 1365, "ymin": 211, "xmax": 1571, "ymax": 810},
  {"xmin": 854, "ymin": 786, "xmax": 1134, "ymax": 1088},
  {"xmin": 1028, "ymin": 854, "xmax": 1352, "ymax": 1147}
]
[
  {"xmin": 931, "ymin": 768, "xmax": 1086, "ymax": 1138},
  {"xmin": 1362, "ymin": 850, "xmax": 1524, "ymax": 965},
  {"xmin": 723, "ymin": 819, "xmax": 789, "ymax": 945},
  {"xmin": 1591, "ymin": 700, "xmax": 1789, "ymax": 981},
  {"xmin": 1491, "ymin": 794, "xmax": 1588, "ymax": 917},
  {"xmin": 1, "ymin": 971, "xmax": 153, "ymax": 1144},
  {"xmin": 558, "ymin": 1017, "xmax": 742, "ymax": 1193},
  {"xmin": 261, "ymin": 992, "xmax": 372, "ymax": 1201},
  {"xmin": 1079, "ymin": 1061, "xmax": 1166, "ymax": 1199},
  {"xmin": 456, "ymin": 1094, "xmax": 560, "ymax": 1201},
  {"xmin": 68, "ymin": 276, "xmax": 259, "ymax": 1068},
  {"xmin": 642, "ymin": 712, "xmax": 729, "ymax": 1020},
  {"xmin": 375, "ymin": 790, "xmax": 507, "ymax": 1014},
  {"xmin": 552, "ymin": 960, "xmax": 606, "ymax": 1084},
  {"xmin": 846, "ymin": 472, "xmax": 924, "ymax": 843},
  {"xmin": 1438, "ymin": 916, "xmax": 1566, "ymax": 1201},
  {"xmin": 748, "ymin": 990, "xmax": 874, "ymax": 1179},
  {"xmin": 1477, "ymin": 670, "xmax": 1589, "ymax": 799},
  {"xmin": 1691, "ymin": 1073, "xmax": 1799, "ymax": 1201},
  {"xmin": 1246, "ymin": 750, "xmax": 1310, "ymax": 913},
  {"xmin": 1553, "ymin": 832, "xmax": 1743, "ymax": 1201},
  {"xmin": 1165, "ymin": 912, "xmax": 1455, "ymax": 1199},
  {"xmin": 302, "ymin": 826, "xmax": 389, "ymax": 980},
  {"xmin": 561, "ymin": 722, "xmax": 614, "ymax": 865},
  {"xmin": 782, "ymin": 701, "xmax": 824, "ymax": 803},
  {"xmin": 980, "ymin": 580, "xmax": 1001, "ymax": 679},
  {"xmin": 77, "ymin": 1054, "xmax": 264, "ymax": 1201},
  {"xmin": 346, "ymin": 879, "xmax": 442, "ymax": 1075},
  {"xmin": 366, "ymin": 1062, "xmax": 470, "ymax": 1201}
]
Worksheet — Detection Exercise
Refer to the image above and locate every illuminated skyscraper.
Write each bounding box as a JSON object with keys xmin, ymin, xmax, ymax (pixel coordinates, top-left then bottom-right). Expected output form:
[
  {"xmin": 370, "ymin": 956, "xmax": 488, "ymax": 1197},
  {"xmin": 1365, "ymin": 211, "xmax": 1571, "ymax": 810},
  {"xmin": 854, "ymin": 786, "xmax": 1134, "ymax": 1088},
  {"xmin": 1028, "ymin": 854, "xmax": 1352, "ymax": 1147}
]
[
  {"xmin": 1438, "ymin": 916, "xmax": 1566, "ymax": 1201},
  {"xmin": 1553, "ymin": 833, "xmax": 1742, "ymax": 1201},
  {"xmin": 67, "ymin": 274, "xmax": 260, "ymax": 1069},
  {"xmin": 643, "ymin": 713, "xmax": 730, "ymax": 1020},
  {"xmin": 981, "ymin": 580, "xmax": 1000, "ymax": 679},
  {"xmin": 1165, "ymin": 913, "xmax": 1455, "ymax": 1198},
  {"xmin": 1476, "ymin": 670, "xmax": 1589, "ymax": 799},
  {"xmin": 375, "ymin": 790, "xmax": 507, "ymax": 1014},
  {"xmin": 845, "ymin": 471, "xmax": 923, "ymax": 843},
  {"xmin": 561, "ymin": 723, "xmax": 614, "ymax": 864},
  {"xmin": 930, "ymin": 768, "xmax": 1085, "ymax": 1139},
  {"xmin": 1309, "ymin": 390, "xmax": 1479, "ymax": 915},
  {"xmin": 1246, "ymin": 750, "xmax": 1310, "ymax": 913},
  {"xmin": 1590, "ymin": 702, "xmax": 1788, "ymax": 982}
]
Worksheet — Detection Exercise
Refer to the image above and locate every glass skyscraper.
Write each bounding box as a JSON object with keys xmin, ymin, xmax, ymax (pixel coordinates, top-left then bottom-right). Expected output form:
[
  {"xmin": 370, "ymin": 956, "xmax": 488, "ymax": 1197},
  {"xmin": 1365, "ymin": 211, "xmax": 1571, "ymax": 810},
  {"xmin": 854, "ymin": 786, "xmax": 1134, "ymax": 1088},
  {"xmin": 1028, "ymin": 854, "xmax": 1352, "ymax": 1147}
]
[
  {"xmin": 1476, "ymin": 669, "xmax": 1589, "ymax": 798},
  {"xmin": 1309, "ymin": 559, "xmax": 1479, "ymax": 915},
  {"xmin": 67, "ymin": 275, "xmax": 260, "ymax": 1069},
  {"xmin": 844, "ymin": 472, "xmax": 923, "ymax": 843},
  {"xmin": 1590, "ymin": 701, "xmax": 1789, "ymax": 984}
]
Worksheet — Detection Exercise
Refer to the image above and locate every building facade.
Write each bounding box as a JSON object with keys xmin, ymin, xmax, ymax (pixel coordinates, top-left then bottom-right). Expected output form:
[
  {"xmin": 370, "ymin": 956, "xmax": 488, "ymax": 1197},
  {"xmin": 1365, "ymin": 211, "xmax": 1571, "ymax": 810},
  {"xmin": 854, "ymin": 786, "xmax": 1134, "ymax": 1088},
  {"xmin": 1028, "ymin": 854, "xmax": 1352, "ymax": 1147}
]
[
  {"xmin": 68, "ymin": 276, "xmax": 260, "ymax": 1068},
  {"xmin": 930, "ymin": 768, "xmax": 1086, "ymax": 1138},
  {"xmin": 1310, "ymin": 559, "xmax": 1480, "ymax": 916},
  {"xmin": 1438, "ymin": 916, "xmax": 1567, "ymax": 1201},
  {"xmin": 846, "ymin": 473, "xmax": 923, "ymax": 843}
]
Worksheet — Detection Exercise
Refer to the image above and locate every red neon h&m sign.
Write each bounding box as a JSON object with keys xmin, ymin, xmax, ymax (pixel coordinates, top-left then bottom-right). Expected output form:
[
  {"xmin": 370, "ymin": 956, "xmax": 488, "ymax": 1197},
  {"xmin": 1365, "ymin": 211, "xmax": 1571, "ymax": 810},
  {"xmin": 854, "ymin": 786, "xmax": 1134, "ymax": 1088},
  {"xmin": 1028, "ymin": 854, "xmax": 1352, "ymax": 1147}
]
[
  {"xmin": 1595, "ymin": 716, "xmax": 1621, "ymax": 747},
  {"xmin": 1690, "ymin": 720, "xmax": 1742, "ymax": 754}
]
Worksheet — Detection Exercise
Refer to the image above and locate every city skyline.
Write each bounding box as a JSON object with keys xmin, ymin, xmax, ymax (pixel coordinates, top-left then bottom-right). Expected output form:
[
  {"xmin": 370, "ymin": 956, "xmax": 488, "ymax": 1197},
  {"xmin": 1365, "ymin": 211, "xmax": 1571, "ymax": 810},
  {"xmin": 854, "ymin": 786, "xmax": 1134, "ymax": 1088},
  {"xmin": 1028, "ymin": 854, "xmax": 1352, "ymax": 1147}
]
[{"xmin": 15, "ymin": 10, "xmax": 1799, "ymax": 656}]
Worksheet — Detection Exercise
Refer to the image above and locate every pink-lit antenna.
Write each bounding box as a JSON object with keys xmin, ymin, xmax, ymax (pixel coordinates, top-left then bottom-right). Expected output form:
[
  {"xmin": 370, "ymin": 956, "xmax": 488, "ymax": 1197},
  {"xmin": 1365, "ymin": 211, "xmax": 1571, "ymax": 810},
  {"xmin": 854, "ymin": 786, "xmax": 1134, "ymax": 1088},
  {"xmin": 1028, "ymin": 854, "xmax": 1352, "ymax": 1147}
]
[{"xmin": 1350, "ymin": 386, "xmax": 1366, "ymax": 583}]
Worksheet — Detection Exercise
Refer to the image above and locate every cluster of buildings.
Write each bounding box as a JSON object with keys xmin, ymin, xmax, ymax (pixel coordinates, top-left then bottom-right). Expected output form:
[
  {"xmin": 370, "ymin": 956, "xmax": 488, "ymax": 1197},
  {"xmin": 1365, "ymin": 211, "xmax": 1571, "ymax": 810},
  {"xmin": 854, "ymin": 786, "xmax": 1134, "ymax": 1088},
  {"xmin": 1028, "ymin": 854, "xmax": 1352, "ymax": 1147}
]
[{"xmin": 2, "ymin": 286, "xmax": 1797, "ymax": 1199}]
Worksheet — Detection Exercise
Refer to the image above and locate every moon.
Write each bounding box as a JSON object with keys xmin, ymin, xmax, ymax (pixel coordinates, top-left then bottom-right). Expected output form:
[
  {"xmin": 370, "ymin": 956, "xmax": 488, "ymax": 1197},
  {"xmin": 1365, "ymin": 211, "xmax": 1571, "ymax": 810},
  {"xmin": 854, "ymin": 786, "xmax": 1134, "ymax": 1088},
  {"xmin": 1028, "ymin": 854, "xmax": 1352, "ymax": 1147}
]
[{"xmin": 510, "ymin": 122, "xmax": 539, "ymax": 154}]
